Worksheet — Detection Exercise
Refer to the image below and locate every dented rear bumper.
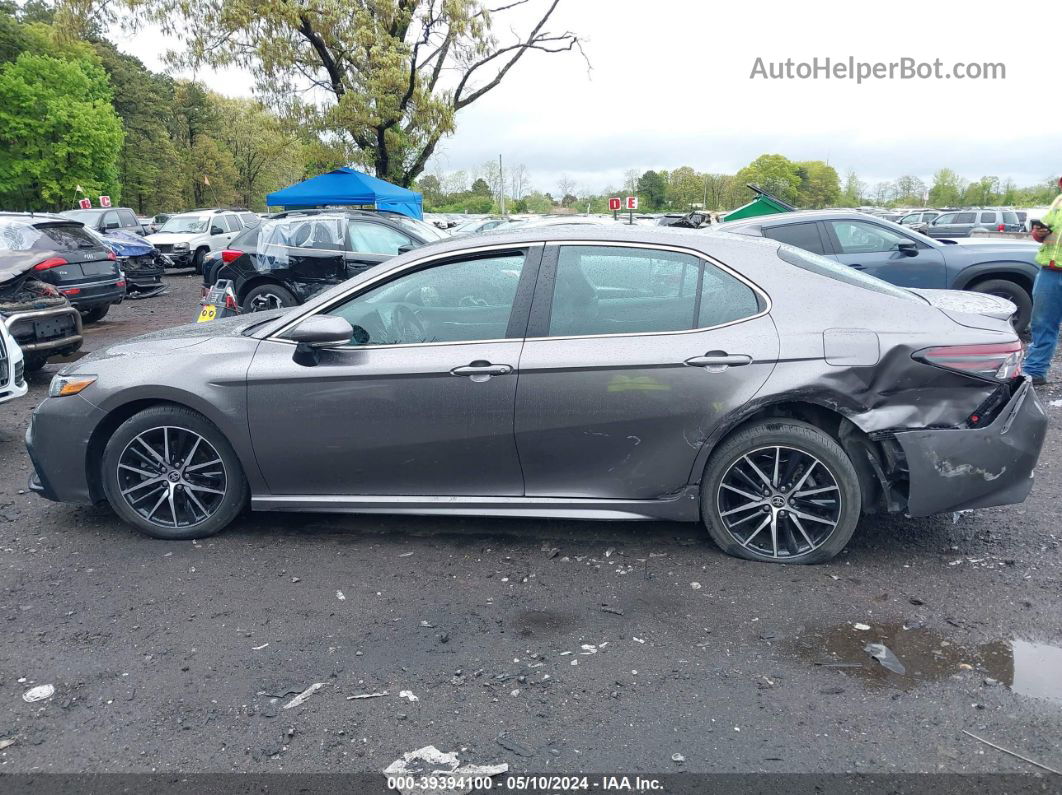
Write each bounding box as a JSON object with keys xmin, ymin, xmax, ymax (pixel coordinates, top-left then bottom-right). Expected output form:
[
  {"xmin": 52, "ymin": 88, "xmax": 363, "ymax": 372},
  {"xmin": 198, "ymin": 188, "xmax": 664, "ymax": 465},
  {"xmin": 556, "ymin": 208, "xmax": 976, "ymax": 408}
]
[{"xmin": 894, "ymin": 379, "xmax": 1046, "ymax": 517}]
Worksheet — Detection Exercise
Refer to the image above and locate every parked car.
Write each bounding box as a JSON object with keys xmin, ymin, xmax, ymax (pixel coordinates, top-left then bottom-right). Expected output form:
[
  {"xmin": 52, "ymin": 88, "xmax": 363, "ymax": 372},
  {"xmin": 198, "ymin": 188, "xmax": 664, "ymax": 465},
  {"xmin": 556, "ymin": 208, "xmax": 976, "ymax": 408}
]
[
  {"xmin": 897, "ymin": 210, "xmax": 941, "ymax": 228},
  {"xmin": 146, "ymin": 209, "xmax": 246, "ymax": 272},
  {"xmin": 28, "ymin": 226, "xmax": 1045, "ymax": 564},
  {"xmin": 204, "ymin": 209, "xmax": 444, "ymax": 312},
  {"xmin": 61, "ymin": 207, "xmax": 150, "ymax": 237},
  {"xmin": 89, "ymin": 228, "xmax": 169, "ymax": 298},
  {"xmin": 926, "ymin": 209, "xmax": 1022, "ymax": 238},
  {"xmin": 0, "ymin": 218, "xmax": 84, "ymax": 372},
  {"xmin": 0, "ymin": 213, "xmax": 124, "ymax": 325},
  {"xmin": 449, "ymin": 216, "xmax": 511, "ymax": 236},
  {"xmin": 0, "ymin": 316, "xmax": 27, "ymax": 404},
  {"xmin": 717, "ymin": 210, "xmax": 1040, "ymax": 331}
]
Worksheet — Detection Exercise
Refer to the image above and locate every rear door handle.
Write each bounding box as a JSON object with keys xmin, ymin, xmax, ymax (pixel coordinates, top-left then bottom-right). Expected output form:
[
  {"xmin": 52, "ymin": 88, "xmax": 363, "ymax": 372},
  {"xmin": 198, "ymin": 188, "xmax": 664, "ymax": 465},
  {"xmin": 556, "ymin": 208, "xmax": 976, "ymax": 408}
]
[
  {"xmin": 685, "ymin": 353, "xmax": 752, "ymax": 372},
  {"xmin": 450, "ymin": 361, "xmax": 513, "ymax": 381},
  {"xmin": 849, "ymin": 263, "xmax": 866, "ymax": 270}
]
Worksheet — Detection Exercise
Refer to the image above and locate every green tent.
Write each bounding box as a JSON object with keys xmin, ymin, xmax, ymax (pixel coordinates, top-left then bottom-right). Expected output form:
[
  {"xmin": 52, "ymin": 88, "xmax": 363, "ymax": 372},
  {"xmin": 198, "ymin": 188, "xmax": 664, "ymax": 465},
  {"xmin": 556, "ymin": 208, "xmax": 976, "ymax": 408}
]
[{"xmin": 722, "ymin": 184, "xmax": 796, "ymax": 222}]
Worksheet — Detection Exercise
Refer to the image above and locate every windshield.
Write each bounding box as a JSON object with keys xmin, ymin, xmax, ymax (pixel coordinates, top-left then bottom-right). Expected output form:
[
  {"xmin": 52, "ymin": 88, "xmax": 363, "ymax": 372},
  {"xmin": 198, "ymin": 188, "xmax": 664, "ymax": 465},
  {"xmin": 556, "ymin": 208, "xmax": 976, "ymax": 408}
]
[
  {"xmin": 60, "ymin": 210, "xmax": 98, "ymax": 224},
  {"xmin": 775, "ymin": 244, "xmax": 920, "ymax": 302},
  {"xmin": 159, "ymin": 215, "xmax": 209, "ymax": 234}
]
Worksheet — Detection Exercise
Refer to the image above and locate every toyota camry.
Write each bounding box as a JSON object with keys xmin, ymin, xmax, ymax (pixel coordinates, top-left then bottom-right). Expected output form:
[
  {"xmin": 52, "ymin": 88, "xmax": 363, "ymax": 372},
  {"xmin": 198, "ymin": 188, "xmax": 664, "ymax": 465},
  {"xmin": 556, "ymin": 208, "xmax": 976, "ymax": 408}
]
[{"xmin": 26, "ymin": 226, "xmax": 1047, "ymax": 564}]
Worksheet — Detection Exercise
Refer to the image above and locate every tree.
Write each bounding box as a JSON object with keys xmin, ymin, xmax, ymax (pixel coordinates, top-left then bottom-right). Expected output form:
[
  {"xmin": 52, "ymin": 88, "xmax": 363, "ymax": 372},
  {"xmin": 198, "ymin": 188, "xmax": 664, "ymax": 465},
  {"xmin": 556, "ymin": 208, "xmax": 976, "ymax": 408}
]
[
  {"xmin": 0, "ymin": 51, "xmax": 123, "ymax": 210},
  {"xmin": 734, "ymin": 154, "xmax": 801, "ymax": 205},
  {"xmin": 636, "ymin": 170, "xmax": 667, "ymax": 210},
  {"xmin": 795, "ymin": 161, "xmax": 840, "ymax": 209},
  {"xmin": 523, "ymin": 191, "xmax": 552, "ymax": 213},
  {"xmin": 131, "ymin": 0, "xmax": 584, "ymax": 187},
  {"xmin": 928, "ymin": 168, "xmax": 966, "ymax": 207},
  {"xmin": 471, "ymin": 177, "xmax": 491, "ymax": 196},
  {"xmin": 893, "ymin": 175, "xmax": 927, "ymax": 206},
  {"xmin": 702, "ymin": 173, "xmax": 733, "ymax": 211},
  {"xmin": 839, "ymin": 169, "xmax": 865, "ymax": 206},
  {"xmin": 509, "ymin": 162, "xmax": 529, "ymax": 200},
  {"xmin": 667, "ymin": 166, "xmax": 702, "ymax": 209},
  {"xmin": 556, "ymin": 174, "xmax": 576, "ymax": 200},
  {"xmin": 622, "ymin": 168, "xmax": 639, "ymax": 195},
  {"xmin": 216, "ymin": 96, "xmax": 304, "ymax": 209}
]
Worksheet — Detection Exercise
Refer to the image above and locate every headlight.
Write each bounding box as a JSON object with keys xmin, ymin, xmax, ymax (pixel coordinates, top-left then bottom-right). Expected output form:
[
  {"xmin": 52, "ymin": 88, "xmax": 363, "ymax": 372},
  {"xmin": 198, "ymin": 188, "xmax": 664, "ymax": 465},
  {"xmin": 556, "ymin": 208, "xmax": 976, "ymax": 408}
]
[
  {"xmin": 174, "ymin": 243, "xmax": 190, "ymax": 251},
  {"xmin": 48, "ymin": 374, "xmax": 97, "ymax": 398}
]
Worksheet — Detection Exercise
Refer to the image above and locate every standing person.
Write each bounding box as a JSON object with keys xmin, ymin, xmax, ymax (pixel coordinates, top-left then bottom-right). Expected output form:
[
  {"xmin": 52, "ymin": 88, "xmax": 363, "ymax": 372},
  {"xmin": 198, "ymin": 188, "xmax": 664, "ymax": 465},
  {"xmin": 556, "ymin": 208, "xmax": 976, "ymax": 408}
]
[{"xmin": 1022, "ymin": 178, "xmax": 1062, "ymax": 386}]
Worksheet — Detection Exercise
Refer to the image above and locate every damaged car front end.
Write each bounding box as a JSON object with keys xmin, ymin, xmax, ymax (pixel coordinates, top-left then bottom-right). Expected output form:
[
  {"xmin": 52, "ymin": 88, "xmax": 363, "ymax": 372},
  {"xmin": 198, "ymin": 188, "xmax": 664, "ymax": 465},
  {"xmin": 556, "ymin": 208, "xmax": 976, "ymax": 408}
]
[
  {"xmin": 95, "ymin": 229, "xmax": 168, "ymax": 298},
  {"xmin": 0, "ymin": 256, "xmax": 83, "ymax": 373}
]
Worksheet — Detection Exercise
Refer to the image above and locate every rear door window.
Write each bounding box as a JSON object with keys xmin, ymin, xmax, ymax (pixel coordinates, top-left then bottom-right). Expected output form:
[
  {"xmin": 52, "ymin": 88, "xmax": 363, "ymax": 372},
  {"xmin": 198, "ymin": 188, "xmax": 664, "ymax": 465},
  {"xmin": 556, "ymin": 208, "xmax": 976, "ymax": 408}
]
[
  {"xmin": 547, "ymin": 245, "xmax": 760, "ymax": 337},
  {"xmin": 953, "ymin": 212, "xmax": 976, "ymax": 224},
  {"xmin": 978, "ymin": 212, "xmax": 997, "ymax": 224},
  {"xmin": 762, "ymin": 222, "xmax": 827, "ymax": 254}
]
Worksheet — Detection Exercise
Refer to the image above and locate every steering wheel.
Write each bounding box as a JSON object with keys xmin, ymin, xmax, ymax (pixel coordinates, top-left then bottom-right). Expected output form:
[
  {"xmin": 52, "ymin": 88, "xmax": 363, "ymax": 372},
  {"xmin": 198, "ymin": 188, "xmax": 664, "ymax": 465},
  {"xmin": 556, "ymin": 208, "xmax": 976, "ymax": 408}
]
[
  {"xmin": 386, "ymin": 304, "xmax": 426, "ymax": 343},
  {"xmin": 458, "ymin": 294, "xmax": 487, "ymax": 307}
]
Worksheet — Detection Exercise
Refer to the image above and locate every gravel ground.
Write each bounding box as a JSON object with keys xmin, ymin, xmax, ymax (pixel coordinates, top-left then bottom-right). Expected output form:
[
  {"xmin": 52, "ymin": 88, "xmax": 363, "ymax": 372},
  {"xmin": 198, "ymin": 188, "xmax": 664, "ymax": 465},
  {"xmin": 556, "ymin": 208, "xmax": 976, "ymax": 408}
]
[{"xmin": 1, "ymin": 271, "xmax": 1060, "ymax": 778}]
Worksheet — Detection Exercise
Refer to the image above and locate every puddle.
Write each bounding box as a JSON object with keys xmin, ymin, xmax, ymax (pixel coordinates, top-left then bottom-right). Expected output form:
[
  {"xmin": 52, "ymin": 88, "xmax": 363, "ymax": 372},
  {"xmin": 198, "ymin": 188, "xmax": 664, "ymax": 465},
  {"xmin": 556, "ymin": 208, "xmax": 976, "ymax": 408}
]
[{"xmin": 792, "ymin": 623, "xmax": 1062, "ymax": 705}]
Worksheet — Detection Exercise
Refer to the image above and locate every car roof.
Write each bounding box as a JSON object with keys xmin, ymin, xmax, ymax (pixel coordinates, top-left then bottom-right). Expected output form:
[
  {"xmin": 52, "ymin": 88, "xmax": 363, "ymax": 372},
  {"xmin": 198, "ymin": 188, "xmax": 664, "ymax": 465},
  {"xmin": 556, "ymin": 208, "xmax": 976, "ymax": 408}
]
[
  {"xmin": 716, "ymin": 209, "xmax": 908, "ymax": 232},
  {"xmin": 0, "ymin": 211, "xmax": 83, "ymax": 225}
]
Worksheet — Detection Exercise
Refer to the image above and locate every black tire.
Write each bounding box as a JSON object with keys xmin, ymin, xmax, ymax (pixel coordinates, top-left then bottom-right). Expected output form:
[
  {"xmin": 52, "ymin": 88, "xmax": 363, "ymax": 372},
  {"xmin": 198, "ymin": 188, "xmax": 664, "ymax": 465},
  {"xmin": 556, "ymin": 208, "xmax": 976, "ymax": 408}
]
[
  {"xmin": 23, "ymin": 355, "xmax": 48, "ymax": 372},
  {"xmin": 100, "ymin": 405, "xmax": 248, "ymax": 540},
  {"xmin": 192, "ymin": 248, "xmax": 208, "ymax": 274},
  {"xmin": 241, "ymin": 283, "xmax": 298, "ymax": 313},
  {"xmin": 969, "ymin": 279, "xmax": 1032, "ymax": 333},
  {"xmin": 80, "ymin": 305, "xmax": 110, "ymax": 324},
  {"xmin": 700, "ymin": 419, "xmax": 862, "ymax": 564}
]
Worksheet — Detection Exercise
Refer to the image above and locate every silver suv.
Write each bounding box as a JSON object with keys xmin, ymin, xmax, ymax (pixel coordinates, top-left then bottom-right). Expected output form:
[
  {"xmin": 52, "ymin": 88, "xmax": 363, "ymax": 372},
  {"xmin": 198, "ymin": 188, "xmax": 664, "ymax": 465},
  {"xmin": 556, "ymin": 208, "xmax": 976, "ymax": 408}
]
[{"xmin": 927, "ymin": 209, "xmax": 1021, "ymax": 238}]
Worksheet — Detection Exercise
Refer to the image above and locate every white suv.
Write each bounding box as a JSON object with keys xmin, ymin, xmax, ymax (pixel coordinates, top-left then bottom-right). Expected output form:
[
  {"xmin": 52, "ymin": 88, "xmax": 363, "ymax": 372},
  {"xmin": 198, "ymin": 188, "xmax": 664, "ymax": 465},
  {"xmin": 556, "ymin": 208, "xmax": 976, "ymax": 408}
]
[
  {"xmin": 146, "ymin": 209, "xmax": 245, "ymax": 272},
  {"xmin": 0, "ymin": 319, "xmax": 28, "ymax": 405}
]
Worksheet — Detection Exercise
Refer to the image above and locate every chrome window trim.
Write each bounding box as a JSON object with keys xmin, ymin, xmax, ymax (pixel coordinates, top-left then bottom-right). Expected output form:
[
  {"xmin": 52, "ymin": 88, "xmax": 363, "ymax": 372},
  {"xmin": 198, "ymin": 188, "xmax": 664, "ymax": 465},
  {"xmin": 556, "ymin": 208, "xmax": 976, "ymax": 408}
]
[{"xmin": 265, "ymin": 238, "xmax": 771, "ymax": 349}]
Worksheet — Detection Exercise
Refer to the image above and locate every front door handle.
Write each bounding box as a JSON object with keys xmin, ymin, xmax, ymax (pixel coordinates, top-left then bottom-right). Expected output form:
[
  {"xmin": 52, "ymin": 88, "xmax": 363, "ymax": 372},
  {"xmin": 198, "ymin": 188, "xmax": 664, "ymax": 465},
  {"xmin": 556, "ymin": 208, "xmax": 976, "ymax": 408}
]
[
  {"xmin": 685, "ymin": 352, "xmax": 752, "ymax": 372},
  {"xmin": 849, "ymin": 263, "xmax": 866, "ymax": 270},
  {"xmin": 450, "ymin": 361, "xmax": 513, "ymax": 381}
]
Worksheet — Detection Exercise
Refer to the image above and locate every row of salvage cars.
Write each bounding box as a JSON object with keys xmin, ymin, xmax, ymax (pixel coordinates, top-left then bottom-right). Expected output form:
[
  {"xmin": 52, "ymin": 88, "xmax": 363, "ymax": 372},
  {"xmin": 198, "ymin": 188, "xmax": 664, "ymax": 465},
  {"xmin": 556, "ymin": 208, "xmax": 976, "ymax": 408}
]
[
  {"xmin": 28, "ymin": 223, "xmax": 1048, "ymax": 563},
  {"xmin": 0, "ymin": 212, "xmax": 169, "ymax": 381}
]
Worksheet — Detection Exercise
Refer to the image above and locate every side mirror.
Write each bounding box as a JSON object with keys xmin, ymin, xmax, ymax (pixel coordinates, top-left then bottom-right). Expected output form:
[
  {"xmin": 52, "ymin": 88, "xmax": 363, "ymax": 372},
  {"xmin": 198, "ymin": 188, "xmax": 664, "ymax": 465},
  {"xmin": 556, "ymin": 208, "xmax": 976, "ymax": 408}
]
[
  {"xmin": 104, "ymin": 221, "xmax": 120, "ymax": 230},
  {"xmin": 210, "ymin": 226, "xmax": 225, "ymax": 235},
  {"xmin": 897, "ymin": 240, "xmax": 919, "ymax": 257},
  {"xmin": 289, "ymin": 315, "xmax": 356, "ymax": 367}
]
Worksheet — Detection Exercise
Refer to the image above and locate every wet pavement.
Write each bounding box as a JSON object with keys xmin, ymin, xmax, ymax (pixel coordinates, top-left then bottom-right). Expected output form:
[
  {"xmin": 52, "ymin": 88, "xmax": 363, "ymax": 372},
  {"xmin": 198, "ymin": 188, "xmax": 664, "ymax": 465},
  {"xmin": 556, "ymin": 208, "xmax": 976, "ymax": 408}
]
[{"xmin": 0, "ymin": 271, "xmax": 1061, "ymax": 776}]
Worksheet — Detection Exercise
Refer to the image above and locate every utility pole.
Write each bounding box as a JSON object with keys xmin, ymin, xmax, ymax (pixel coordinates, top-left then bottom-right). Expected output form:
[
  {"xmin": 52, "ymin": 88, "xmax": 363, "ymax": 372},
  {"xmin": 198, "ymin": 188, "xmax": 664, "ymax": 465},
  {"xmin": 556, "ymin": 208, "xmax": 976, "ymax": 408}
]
[{"xmin": 498, "ymin": 154, "xmax": 505, "ymax": 216}]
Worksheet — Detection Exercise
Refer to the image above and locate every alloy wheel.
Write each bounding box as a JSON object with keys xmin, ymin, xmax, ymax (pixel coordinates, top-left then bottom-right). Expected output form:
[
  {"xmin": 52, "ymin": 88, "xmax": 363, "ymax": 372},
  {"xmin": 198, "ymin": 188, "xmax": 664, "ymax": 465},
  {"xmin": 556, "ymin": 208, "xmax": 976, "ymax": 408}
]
[
  {"xmin": 115, "ymin": 426, "xmax": 228, "ymax": 528},
  {"xmin": 716, "ymin": 445, "xmax": 842, "ymax": 559},
  {"xmin": 248, "ymin": 292, "xmax": 286, "ymax": 312}
]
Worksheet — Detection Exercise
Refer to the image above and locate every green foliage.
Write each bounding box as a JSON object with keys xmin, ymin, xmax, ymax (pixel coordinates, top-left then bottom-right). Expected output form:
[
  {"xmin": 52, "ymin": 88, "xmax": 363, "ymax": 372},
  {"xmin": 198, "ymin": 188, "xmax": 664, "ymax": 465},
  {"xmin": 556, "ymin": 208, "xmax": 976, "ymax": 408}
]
[
  {"xmin": 0, "ymin": 50, "xmax": 123, "ymax": 210},
  {"xmin": 928, "ymin": 168, "xmax": 965, "ymax": 207},
  {"xmin": 794, "ymin": 161, "xmax": 840, "ymax": 208},
  {"xmin": 636, "ymin": 170, "xmax": 667, "ymax": 210},
  {"xmin": 734, "ymin": 154, "xmax": 802, "ymax": 205}
]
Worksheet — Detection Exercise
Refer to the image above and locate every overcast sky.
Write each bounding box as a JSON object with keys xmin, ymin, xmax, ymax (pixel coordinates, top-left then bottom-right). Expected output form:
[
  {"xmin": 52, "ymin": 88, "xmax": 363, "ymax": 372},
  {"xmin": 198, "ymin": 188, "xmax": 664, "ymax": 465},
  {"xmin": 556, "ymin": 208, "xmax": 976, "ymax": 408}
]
[{"xmin": 114, "ymin": 0, "xmax": 1061, "ymax": 195}]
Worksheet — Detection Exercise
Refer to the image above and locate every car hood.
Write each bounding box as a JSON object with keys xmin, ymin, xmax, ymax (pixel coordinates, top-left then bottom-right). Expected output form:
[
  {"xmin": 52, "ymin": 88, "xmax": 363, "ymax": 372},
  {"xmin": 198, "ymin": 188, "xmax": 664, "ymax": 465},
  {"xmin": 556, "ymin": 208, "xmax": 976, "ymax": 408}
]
[
  {"xmin": 101, "ymin": 229, "xmax": 156, "ymax": 257},
  {"xmin": 146, "ymin": 232, "xmax": 198, "ymax": 245},
  {"xmin": 941, "ymin": 238, "xmax": 1040, "ymax": 253},
  {"xmin": 68, "ymin": 309, "xmax": 288, "ymax": 368},
  {"xmin": 910, "ymin": 288, "xmax": 1016, "ymax": 330}
]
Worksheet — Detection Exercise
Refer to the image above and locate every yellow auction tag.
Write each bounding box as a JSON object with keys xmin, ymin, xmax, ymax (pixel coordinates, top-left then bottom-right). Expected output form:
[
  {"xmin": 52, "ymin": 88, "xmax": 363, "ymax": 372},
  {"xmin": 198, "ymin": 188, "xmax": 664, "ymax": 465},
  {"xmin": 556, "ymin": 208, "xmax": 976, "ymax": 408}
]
[{"xmin": 197, "ymin": 305, "xmax": 217, "ymax": 323}]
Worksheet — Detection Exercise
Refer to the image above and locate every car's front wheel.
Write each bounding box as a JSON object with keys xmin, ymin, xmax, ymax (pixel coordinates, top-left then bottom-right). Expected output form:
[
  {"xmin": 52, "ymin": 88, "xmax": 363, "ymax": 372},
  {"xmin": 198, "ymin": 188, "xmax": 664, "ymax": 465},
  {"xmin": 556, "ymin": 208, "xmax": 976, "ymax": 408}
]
[
  {"xmin": 701, "ymin": 419, "xmax": 862, "ymax": 564},
  {"xmin": 101, "ymin": 405, "xmax": 248, "ymax": 540}
]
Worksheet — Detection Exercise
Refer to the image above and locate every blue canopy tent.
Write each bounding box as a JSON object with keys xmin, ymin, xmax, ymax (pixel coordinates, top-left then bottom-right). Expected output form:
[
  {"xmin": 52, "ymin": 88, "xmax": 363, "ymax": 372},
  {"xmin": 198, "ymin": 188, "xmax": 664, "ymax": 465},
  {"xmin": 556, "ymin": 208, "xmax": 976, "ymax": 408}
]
[{"xmin": 266, "ymin": 167, "xmax": 423, "ymax": 220}]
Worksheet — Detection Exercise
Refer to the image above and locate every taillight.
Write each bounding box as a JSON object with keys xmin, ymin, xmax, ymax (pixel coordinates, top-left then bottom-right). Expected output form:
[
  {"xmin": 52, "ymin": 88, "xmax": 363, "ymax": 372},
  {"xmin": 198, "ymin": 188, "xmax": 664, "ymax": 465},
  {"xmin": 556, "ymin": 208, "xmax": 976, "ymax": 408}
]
[
  {"xmin": 116, "ymin": 280, "xmax": 126, "ymax": 288},
  {"xmin": 915, "ymin": 341, "xmax": 1024, "ymax": 381},
  {"xmin": 34, "ymin": 257, "xmax": 68, "ymax": 271},
  {"xmin": 107, "ymin": 250, "xmax": 117, "ymax": 261},
  {"xmin": 997, "ymin": 224, "xmax": 1005, "ymax": 232},
  {"xmin": 221, "ymin": 249, "xmax": 242, "ymax": 264},
  {"xmin": 61, "ymin": 287, "xmax": 81, "ymax": 296}
]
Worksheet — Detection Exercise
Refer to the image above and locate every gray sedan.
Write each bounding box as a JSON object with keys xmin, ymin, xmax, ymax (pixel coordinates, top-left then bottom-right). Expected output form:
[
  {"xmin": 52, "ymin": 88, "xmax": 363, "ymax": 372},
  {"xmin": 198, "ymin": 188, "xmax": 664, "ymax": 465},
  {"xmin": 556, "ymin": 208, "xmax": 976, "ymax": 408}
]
[{"xmin": 26, "ymin": 227, "xmax": 1047, "ymax": 564}]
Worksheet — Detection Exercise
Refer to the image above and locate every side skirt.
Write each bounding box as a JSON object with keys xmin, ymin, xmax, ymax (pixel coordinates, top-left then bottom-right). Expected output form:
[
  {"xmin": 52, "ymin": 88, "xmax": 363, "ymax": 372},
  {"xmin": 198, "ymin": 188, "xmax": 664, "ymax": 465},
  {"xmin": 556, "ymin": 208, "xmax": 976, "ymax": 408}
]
[{"xmin": 252, "ymin": 487, "xmax": 702, "ymax": 522}]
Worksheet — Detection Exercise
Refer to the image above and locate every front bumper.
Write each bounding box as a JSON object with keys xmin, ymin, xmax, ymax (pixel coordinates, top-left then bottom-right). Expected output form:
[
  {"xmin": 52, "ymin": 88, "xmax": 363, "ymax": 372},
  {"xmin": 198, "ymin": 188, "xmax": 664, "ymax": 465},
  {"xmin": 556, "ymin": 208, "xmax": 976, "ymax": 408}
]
[
  {"xmin": 895, "ymin": 379, "xmax": 1047, "ymax": 517},
  {"xmin": 26, "ymin": 393, "xmax": 105, "ymax": 504},
  {"xmin": 4, "ymin": 306, "xmax": 83, "ymax": 355}
]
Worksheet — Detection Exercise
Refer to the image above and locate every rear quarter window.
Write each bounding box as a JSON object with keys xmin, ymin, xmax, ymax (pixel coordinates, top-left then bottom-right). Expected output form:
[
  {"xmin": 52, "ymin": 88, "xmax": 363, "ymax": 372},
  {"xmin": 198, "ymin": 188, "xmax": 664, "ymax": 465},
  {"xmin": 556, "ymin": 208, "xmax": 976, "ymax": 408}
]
[
  {"xmin": 32, "ymin": 223, "xmax": 104, "ymax": 252},
  {"xmin": 775, "ymin": 244, "xmax": 919, "ymax": 302}
]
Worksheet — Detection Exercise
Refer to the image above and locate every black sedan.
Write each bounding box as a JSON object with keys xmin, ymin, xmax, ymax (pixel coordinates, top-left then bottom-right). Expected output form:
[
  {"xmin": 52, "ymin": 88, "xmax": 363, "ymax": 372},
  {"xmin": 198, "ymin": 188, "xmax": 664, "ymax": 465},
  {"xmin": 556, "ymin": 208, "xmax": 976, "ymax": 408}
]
[{"xmin": 204, "ymin": 209, "xmax": 445, "ymax": 312}]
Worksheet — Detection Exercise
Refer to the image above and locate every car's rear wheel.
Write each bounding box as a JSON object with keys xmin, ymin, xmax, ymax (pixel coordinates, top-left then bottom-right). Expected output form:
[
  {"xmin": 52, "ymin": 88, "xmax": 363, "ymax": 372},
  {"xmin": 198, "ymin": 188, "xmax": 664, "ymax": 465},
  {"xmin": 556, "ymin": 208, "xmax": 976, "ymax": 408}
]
[
  {"xmin": 101, "ymin": 406, "xmax": 247, "ymax": 540},
  {"xmin": 701, "ymin": 420, "xmax": 861, "ymax": 564},
  {"xmin": 242, "ymin": 283, "xmax": 298, "ymax": 313},
  {"xmin": 22, "ymin": 355, "xmax": 48, "ymax": 373},
  {"xmin": 969, "ymin": 279, "xmax": 1032, "ymax": 333},
  {"xmin": 80, "ymin": 305, "xmax": 110, "ymax": 324},
  {"xmin": 192, "ymin": 248, "xmax": 207, "ymax": 274}
]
